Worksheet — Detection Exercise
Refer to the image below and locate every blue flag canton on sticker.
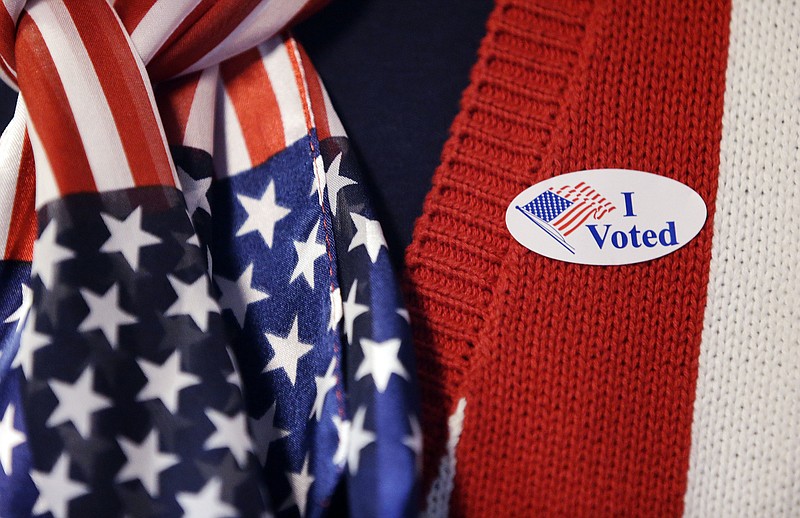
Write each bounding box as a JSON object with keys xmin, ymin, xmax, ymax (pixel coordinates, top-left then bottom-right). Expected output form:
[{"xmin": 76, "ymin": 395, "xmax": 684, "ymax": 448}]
[{"xmin": 521, "ymin": 190, "xmax": 574, "ymax": 223}]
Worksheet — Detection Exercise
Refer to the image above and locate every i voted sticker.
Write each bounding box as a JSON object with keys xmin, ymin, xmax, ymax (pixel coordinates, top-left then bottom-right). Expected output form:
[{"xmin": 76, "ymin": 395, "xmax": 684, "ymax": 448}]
[{"xmin": 506, "ymin": 169, "xmax": 707, "ymax": 265}]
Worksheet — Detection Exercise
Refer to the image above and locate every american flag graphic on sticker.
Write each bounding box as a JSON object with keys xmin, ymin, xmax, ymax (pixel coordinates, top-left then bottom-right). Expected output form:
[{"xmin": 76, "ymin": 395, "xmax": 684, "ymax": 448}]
[{"xmin": 516, "ymin": 182, "xmax": 616, "ymax": 254}]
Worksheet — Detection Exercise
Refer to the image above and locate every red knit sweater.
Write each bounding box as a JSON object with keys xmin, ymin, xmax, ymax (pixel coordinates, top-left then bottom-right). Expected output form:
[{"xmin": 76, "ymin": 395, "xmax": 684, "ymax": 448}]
[{"xmin": 405, "ymin": 0, "xmax": 733, "ymax": 515}]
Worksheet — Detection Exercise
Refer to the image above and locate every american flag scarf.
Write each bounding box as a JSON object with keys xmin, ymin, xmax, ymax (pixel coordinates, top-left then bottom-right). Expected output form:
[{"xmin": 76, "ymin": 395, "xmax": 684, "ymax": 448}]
[{"xmin": 0, "ymin": 1, "xmax": 419, "ymax": 517}]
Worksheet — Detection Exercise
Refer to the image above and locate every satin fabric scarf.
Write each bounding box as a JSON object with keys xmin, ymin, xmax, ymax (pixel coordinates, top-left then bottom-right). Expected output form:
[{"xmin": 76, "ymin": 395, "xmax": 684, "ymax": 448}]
[{"xmin": 0, "ymin": 1, "xmax": 420, "ymax": 516}]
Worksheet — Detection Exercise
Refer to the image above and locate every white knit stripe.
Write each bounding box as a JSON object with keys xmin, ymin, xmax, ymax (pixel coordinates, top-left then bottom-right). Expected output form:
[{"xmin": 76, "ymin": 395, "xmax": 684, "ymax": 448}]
[
  {"xmin": 27, "ymin": 0, "xmax": 136, "ymax": 192},
  {"xmin": 422, "ymin": 398, "xmax": 467, "ymax": 518},
  {"xmin": 131, "ymin": 0, "xmax": 203, "ymax": 64},
  {"xmin": 260, "ymin": 38, "xmax": 308, "ymax": 147},
  {"xmin": 321, "ymin": 78, "xmax": 346, "ymax": 138},
  {"xmin": 183, "ymin": 65, "xmax": 218, "ymax": 154},
  {"xmin": 212, "ymin": 79, "xmax": 252, "ymax": 179},
  {"xmin": 25, "ymin": 109, "xmax": 59, "ymax": 209},
  {"xmin": 184, "ymin": 0, "xmax": 310, "ymax": 76},
  {"xmin": 684, "ymin": 2, "xmax": 800, "ymax": 516},
  {"xmin": 0, "ymin": 97, "xmax": 25, "ymax": 248}
]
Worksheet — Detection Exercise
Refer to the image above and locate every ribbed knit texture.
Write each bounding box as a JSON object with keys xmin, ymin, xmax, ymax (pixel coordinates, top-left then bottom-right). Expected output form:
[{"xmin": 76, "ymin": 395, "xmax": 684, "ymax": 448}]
[
  {"xmin": 406, "ymin": 0, "xmax": 598, "ymax": 498},
  {"xmin": 405, "ymin": 0, "xmax": 731, "ymax": 515}
]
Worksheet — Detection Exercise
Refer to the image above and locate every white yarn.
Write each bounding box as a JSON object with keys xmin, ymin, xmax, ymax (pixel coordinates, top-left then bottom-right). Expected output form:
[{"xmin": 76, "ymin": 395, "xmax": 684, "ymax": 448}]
[
  {"xmin": 684, "ymin": 1, "xmax": 800, "ymax": 516},
  {"xmin": 422, "ymin": 398, "xmax": 467, "ymax": 518}
]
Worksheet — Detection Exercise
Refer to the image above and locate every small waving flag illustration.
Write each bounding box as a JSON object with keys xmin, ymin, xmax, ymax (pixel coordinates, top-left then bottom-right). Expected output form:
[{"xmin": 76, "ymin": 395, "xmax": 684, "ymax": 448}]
[{"xmin": 516, "ymin": 182, "xmax": 616, "ymax": 254}]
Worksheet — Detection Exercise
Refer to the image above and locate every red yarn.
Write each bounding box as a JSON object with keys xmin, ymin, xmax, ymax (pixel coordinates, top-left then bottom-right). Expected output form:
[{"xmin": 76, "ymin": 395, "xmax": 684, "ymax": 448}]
[{"xmin": 404, "ymin": 0, "xmax": 731, "ymax": 515}]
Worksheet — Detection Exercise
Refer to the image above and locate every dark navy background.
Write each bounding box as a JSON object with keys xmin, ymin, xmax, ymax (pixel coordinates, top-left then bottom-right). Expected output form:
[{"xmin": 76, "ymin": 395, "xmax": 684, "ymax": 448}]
[{"xmin": 0, "ymin": 0, "xmax": 492, "ymax": 267}]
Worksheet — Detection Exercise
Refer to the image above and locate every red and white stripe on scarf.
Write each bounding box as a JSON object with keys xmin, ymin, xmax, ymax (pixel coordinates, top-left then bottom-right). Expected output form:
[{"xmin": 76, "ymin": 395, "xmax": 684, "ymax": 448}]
[{"xmin": 0, "ymin": 0, "xmax": 342, "ymax": 261}]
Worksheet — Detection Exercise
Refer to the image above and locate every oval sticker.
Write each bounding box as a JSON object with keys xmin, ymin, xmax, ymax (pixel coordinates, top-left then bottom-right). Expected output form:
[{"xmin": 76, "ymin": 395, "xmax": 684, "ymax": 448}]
[{"xmin": 506, "ymin": 169, "xmax": 707, "ymax": 265}]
